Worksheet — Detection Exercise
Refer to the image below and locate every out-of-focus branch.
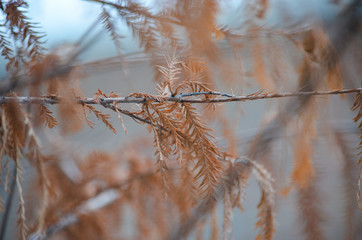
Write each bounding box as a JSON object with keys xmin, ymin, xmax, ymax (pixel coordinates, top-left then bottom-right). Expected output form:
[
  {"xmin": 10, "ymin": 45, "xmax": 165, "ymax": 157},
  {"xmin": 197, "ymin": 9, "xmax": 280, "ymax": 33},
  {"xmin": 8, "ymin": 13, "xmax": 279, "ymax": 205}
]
[
  {"xmin": 27, "ymin": 168, "xmax": 179, "ymax": 240},
  {"xmin": 84, "ymin": 0, "xmax": 182, "ymax": 25},
  {"xmin": 28, "ymin": 189, "xmax": 121, "ymax": 240}
]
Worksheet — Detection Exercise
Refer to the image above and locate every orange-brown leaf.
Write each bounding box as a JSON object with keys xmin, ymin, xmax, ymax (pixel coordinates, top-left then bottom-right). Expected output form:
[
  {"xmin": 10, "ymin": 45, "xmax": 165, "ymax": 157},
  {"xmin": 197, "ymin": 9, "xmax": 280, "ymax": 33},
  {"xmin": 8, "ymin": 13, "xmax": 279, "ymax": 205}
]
[
  {"xmin": 39, "ymin": 105, "xmax": 58, "ymax": 128},
  {"xmin": 84, "ymin": 104, "xmax": 117, "ymax": 134}
]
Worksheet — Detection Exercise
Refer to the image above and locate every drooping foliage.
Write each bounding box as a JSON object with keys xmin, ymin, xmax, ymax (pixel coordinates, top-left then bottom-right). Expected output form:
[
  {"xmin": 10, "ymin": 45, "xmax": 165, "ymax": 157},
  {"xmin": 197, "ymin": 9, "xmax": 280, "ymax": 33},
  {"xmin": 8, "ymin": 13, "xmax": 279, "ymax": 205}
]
[{"xmin": 0, "ymin": 0, "xmax": 361, "ymax": 240}]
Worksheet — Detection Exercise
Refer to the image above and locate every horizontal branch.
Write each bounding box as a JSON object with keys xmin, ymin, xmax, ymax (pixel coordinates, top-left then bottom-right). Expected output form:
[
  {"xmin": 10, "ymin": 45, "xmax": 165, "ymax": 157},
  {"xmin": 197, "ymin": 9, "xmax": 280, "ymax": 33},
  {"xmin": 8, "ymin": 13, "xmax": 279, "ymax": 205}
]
[{"xmin": 1, "ymin": 88, "xmax": 361, "ymax": 105}]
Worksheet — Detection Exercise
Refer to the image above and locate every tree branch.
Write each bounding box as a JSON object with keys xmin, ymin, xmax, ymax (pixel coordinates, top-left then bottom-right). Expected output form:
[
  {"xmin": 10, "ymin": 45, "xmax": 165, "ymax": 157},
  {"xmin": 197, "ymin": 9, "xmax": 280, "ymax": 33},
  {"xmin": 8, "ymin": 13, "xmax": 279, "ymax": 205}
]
[
  {"xmin": 99, "ymin": 101, "xmax": 168, "ymax": 132},
  {"xmin": 1, "ymin": 87, "xmax": 361, "ymax": 105}
]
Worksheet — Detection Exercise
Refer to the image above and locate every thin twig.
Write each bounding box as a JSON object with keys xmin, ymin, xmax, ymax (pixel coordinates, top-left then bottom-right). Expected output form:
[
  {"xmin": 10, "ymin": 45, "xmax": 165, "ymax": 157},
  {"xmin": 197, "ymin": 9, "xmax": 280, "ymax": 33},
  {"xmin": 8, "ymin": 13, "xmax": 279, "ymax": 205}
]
[
  {"xmin": 1, "ymin": 88, "xmax": 359, "ymax": 135},
  {"xmin": 99, "ymin": 102, "xmax": 168, "ymax": 132},
  {"xmin": 0, "ymin": 88, "xmax": 361, "ymax": 105}
]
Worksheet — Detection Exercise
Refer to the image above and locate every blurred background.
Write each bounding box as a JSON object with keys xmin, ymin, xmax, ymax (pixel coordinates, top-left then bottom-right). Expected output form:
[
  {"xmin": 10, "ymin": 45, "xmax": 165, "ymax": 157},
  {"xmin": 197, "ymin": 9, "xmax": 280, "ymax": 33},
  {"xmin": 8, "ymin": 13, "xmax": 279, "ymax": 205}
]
[{"xmin": 1, "ymin": 0, "xmax": 361, "ymax": 239}]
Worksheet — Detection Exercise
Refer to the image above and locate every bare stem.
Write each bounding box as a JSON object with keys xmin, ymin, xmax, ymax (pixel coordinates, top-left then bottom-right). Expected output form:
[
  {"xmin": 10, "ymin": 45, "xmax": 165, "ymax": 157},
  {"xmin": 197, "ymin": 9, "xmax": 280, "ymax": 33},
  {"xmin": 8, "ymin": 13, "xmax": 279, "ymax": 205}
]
[{"xmin": 0, "ymin": 88, "xmax": 361, "ymax": 105}]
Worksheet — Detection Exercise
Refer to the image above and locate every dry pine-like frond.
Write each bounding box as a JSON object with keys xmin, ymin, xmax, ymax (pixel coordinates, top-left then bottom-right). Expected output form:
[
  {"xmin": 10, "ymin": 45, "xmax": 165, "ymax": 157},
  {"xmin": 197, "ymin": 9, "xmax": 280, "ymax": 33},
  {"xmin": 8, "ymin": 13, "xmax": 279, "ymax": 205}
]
[
  {"xmin": 250, "ymin": 160, "xmax": 275, "ymax": 240},
  {"xmin": 39, "ymin": 104, "xmax": 58, "ymax": 128},
  {"xmin": 83, "ymin": 104, "xmax": 117, "ymax": 134},
  {"xmin": 1, "ymin": 1, "xmax": 362, "ymax": 240}
]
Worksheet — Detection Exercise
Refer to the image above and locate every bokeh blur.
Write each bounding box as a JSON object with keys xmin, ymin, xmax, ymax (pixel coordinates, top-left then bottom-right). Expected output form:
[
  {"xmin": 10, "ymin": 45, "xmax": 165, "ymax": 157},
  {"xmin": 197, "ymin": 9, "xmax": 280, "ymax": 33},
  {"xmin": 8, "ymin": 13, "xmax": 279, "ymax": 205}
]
[{"xmin": 1, "ymin": 0, "xmax": 361, "ymax": 239}]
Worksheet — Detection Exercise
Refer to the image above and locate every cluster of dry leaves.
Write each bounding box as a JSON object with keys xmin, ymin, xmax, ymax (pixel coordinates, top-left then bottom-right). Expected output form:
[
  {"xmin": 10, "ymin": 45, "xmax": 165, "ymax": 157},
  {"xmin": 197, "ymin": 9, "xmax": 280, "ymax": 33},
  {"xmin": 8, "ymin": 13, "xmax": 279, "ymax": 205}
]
[{"xmin": 0, "ymin": 0, "xmax": 361, "ymax": 240}]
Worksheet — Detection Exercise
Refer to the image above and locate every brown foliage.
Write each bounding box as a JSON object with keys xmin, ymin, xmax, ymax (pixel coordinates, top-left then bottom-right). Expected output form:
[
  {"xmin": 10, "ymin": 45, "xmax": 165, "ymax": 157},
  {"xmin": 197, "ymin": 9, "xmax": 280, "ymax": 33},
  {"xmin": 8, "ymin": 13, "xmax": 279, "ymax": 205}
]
[
  {"xmin": 0, "ymin": 1, "xmax": 361, "ymax": 240},
  {"xmin": 351, "ymin": 93, "xmax": 362, "ymax": 210}
]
